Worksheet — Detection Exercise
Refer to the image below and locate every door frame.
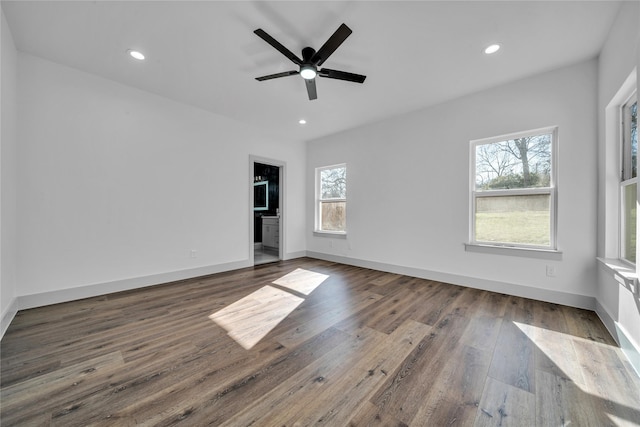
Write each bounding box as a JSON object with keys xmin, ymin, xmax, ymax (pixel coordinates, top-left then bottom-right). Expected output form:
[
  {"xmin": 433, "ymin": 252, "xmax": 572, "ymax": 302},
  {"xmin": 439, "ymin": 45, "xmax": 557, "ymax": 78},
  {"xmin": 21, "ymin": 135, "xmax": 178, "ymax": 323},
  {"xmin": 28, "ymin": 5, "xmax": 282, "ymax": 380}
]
[{"xmin": 249, "ymin": 155, "xmax": 285, "ymax": 265}]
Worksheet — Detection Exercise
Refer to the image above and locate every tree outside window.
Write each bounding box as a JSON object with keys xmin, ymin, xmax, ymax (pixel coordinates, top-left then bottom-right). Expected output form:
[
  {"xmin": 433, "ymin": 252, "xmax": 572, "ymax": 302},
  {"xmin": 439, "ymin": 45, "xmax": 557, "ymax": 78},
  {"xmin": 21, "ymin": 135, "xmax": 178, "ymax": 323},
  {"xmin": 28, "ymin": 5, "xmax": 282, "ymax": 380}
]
[{"xmin": 475, "ymin": 134, "xmax": 551, "ymax": 191}]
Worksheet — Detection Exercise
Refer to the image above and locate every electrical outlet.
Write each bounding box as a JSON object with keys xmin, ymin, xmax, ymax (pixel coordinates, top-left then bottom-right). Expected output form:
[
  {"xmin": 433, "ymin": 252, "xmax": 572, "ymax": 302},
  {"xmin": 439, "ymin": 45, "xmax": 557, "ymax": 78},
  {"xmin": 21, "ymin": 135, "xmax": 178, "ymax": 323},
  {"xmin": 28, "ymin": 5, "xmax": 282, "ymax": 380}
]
[
  {"xmin": 190, "ymin": 249, "xmax": 197, "ymax": 259},
  {"xmin": 546, "ymin": 265, "xmax": 556, "ymax": 277}
]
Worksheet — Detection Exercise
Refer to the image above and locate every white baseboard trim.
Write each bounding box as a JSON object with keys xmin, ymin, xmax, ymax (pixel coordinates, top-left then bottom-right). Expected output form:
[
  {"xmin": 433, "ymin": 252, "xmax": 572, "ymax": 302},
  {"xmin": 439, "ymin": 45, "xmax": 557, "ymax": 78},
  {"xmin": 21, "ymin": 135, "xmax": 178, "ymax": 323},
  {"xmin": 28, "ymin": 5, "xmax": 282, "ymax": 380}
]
[
  {"xmin": 306, "ymin": 251, "xmax": 595, "ymax": 310},
  {"xmin": 1, "ymin": 297, "xmax": 19, "ymax": 340},
  {"xmin": 283, "ymin": 250, "xmax": 307, "ymax": 261},
  {"xmin": 595, "ymin": 299, "xmax": 618, "ymax": 343},
  {"xmin": 15, "ymin": 259, "xmax": 252, "ymax": 312},
  {"xmin": 595, "ymin": 300, "xmax": 640, "ymax": 377}
]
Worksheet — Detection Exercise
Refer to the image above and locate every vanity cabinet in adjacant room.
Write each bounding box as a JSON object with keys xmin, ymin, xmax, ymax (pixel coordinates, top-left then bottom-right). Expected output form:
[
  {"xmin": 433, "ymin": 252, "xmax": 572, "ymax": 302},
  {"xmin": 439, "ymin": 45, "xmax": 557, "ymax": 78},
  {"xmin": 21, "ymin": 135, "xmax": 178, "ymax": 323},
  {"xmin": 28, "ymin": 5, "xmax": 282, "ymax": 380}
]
[{"xmin": 262, "ymin": 217, "xmax": 279, "ymax": 249}]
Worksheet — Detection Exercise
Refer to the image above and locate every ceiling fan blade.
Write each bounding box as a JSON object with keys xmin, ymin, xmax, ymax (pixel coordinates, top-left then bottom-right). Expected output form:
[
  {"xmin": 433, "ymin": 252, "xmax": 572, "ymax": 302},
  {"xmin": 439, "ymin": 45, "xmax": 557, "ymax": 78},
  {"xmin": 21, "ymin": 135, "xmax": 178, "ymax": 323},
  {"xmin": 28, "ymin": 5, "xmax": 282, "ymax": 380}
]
[
  {"xmin": 255, "ymin": 70, "xmax": 299, "ymax": 81},
  {"xmin": 311, "ymin": 23, "xmax": 352, "ymax": 66},
  {"xmin": 254, "ymin": 29, "xmax": 303, "ymax": 65},
  {"xmin": 305, "ymin": 78, "xmax": 318, "ymax": 100},
  {"xmin": 319, "ymin": 68, "xmax": 366, "ymax": 83}
]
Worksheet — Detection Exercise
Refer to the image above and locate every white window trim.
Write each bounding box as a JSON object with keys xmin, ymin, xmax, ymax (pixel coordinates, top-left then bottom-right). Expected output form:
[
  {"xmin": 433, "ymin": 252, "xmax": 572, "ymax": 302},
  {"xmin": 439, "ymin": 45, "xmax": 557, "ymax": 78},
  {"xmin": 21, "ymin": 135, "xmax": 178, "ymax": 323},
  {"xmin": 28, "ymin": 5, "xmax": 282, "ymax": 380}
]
[
  {"xmin": 468, "ymin": 126, "xmax": 559, "ymax": 253},
  {"xmin": 600, "ymin": 69, "xmax": 637, "ymax": 287},
  {"xmin": 315, "ymin": 163, "xmax": 347, "ymax": 235},
  {"xmin": 619, "ymin": 90, "xmax": 637, "ymax": 265},
  {"xmin": 603, "ymin": 69, "xmax": 636, "ymax": 260}
]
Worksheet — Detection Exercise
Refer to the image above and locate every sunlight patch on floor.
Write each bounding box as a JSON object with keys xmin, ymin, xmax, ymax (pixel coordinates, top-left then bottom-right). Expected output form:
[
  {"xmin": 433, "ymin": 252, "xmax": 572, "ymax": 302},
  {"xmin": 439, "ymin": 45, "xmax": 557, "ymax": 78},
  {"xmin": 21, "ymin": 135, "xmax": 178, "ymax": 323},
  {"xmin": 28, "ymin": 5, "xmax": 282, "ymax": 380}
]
[
  {"xmin": 514, "ymin": 321, "xmax": 640, "ymax": 418},
  {"xmin": 514, "ymin": 321, "xmax": 586, "ymax": 386},
  {"xmin": 272, "ymin": 268, "xmax": 329, "ymax": 295},
  {"xmin": 606, "ymin": 413, "xmax": 629, "ymax": 426},
  {"xmin": 209, "ymin": 269, "xmax": 329, "ymax": 349},
  {"xmin": 209, "ymin": 285, "xmax": 304, "ymax": 350}
]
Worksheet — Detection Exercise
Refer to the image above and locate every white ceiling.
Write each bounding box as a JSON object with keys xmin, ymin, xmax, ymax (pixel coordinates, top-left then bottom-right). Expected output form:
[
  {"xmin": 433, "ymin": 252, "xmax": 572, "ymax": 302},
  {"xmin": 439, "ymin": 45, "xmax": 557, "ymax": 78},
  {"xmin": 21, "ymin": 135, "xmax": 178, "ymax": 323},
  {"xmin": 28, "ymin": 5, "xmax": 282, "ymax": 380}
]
[{"xmin": 2, "ymin": 1, "xmax": 623, "ymax": 142}]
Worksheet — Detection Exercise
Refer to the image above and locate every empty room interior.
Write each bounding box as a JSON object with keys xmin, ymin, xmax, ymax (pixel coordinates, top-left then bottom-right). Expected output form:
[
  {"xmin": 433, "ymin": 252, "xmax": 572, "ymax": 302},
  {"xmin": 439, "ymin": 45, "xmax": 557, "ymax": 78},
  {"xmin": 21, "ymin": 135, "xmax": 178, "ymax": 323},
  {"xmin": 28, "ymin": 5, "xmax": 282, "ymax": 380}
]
[{"xmin": 1, "ymin": 1, "xmax": 640, "ymax": 425}]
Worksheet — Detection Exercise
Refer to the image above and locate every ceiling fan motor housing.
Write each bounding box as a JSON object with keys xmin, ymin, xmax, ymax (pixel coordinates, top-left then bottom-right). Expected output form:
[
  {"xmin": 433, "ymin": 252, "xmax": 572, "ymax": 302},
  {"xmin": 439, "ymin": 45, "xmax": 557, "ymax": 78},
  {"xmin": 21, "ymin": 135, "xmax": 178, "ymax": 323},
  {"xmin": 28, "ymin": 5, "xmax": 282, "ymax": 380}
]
[{"xmin": 302, "ymin": 46, "xmax": 316, "ymax": 62}]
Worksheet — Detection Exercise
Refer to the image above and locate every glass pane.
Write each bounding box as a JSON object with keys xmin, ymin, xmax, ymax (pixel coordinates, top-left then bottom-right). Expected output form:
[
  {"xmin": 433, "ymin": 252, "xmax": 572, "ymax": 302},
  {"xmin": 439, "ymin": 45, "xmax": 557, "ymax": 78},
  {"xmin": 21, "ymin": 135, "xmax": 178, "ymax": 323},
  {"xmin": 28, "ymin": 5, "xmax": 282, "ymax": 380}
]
[
  {"xmin": 631, "ymin": 101, "xmax": 637, "ymax": 179},
  {"xmin": 320, "ymin": 167, "xmax": 346, "ymax": 199},
  {"xmin": 475, "ymin": 133, "xmax": 551, "ymax": 191},
  {"xmin": 475, "ymin": 194, "xmax": 550, "ymax": 246},
  {"xmin": 320, "ymin": 201, "xmax": 346, "ymax": 232},
  {"xmin": 622, "ymin": 182, "xmax": 637, "ymax": 263},
  {"xmin": 623, "ymin": 100, "xmax": 637, "ymax": 180}
]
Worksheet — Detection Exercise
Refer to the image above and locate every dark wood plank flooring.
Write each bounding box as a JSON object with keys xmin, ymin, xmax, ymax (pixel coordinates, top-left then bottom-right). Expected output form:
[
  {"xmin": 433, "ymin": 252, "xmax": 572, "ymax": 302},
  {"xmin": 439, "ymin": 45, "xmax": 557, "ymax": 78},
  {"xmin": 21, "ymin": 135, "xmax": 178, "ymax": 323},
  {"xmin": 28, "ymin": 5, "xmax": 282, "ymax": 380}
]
[{"xmin": 1, "ymin": 258, "xmax": 639, "ymax": 426}]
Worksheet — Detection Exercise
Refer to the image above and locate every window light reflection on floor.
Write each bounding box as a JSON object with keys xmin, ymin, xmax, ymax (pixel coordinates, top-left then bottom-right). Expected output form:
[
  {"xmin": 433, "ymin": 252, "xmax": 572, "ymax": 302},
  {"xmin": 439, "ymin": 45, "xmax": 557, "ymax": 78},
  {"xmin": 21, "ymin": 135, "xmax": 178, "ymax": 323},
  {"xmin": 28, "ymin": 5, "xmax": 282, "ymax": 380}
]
[
  {"xmin": 514, "ymin": 321, "xmax": 586, "ymax": 385},
  {"xmin": 513, "ymin": 321, "xmax": 640, "ymax": 419},
  {"xmin": 272, "ymin": 268, "xmax": 329, "ymax": 295},
  {"xmin": 209, "ymin": 269, "xmax": 329, "ymax": 350}
]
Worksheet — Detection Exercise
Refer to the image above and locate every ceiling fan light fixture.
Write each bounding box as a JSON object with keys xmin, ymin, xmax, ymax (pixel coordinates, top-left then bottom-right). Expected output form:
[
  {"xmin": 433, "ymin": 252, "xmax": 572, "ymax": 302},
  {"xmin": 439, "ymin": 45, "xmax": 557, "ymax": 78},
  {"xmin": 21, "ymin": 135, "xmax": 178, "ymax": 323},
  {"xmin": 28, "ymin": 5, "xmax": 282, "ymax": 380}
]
[
  {"xmin": 300, "ymin": 65, "xmax": 317, "ymax": 80},
  {"xmin": 484, "ymin": 44, "xmax": 501, "ymax": 55},
  {"xmin": 127, "ymin": 49, "xmax": 145, "ymax": 60}
]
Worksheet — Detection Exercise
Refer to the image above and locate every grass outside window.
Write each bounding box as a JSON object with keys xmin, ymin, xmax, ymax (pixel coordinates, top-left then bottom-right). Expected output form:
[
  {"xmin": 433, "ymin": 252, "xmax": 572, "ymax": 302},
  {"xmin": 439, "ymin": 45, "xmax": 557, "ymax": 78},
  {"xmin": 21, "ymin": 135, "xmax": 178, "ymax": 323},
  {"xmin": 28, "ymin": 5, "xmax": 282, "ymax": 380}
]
[{"xmin": 474, "ymin": 194, "xmax": 550, "ymax": 247}]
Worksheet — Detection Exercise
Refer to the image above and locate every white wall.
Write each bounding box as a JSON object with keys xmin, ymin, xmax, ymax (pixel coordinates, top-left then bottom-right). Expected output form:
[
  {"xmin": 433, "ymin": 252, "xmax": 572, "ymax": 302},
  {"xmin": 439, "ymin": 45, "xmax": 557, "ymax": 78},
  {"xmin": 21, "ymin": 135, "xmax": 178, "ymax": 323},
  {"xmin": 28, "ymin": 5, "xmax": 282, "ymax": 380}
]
[
  {"xmin": 308, "ymin": 59, "xmax": 598, "ymax": 307},
  {"xmin": 596, "ymin": 0, "xmax": 640, "ymax": 374},
  {"xmin": 1, "ymin": 9, "xmax": 18, "ymax": 334},
  {"xmin": 15, "ymin": 53, "xmax": 306, "ymax": 300}
]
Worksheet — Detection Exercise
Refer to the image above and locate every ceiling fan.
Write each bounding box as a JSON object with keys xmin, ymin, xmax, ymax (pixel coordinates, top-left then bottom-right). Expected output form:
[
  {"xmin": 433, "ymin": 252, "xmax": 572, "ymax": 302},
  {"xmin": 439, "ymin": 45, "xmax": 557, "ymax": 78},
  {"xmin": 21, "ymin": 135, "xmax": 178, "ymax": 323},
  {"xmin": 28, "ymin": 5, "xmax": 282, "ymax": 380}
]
[{"xmin": 254, "ymin": 23, "xmax": 366, "ymax": 100}]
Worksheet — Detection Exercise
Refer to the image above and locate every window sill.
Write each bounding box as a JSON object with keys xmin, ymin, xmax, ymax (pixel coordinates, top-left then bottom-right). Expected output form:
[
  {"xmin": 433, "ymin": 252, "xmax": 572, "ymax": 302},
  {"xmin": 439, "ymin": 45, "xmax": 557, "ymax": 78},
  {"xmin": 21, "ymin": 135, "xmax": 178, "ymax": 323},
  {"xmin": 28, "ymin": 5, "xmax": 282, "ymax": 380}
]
[
  {"xmin": 597, "ymin": 257, "xmax": 637, "ymax": 291},
  {"xmin": 313, "ymin": 230, "xmax": 347, "ymax": 238},
  {"xmin": 465, "ymin": 243, "xmax": 563, "ymax": 260}
]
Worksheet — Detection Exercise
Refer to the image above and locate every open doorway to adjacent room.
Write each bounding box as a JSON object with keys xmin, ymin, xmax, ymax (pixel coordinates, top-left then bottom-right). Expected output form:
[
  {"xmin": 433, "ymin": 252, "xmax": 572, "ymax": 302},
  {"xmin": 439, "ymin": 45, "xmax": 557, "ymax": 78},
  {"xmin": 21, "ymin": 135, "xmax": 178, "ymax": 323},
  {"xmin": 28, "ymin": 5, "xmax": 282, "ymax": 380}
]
[{"xmin": 250, "ymin": 157, "xmax": 283, "ymax": 265}]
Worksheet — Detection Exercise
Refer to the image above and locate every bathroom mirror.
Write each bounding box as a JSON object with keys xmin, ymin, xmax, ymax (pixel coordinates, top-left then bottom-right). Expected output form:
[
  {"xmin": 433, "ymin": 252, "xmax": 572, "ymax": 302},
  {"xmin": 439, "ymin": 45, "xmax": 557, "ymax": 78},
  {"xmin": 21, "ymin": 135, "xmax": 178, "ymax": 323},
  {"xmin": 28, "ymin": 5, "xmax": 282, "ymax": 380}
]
[{"xmin": 254, "ymin": 181, "xmax": 268, "ymax": 211}]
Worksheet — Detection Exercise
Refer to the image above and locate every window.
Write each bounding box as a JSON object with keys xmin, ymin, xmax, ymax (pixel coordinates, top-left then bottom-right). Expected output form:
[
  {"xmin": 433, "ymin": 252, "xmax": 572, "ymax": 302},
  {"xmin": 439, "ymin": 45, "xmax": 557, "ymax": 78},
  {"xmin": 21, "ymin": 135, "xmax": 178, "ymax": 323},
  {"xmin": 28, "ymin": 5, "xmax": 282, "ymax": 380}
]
[
  {"xmin": 621, "ymin": 92, "xmax": 637, "ymax": 264},
  {"xmin": 316, "ymin": 164, "xmax": 346, "ymax": 233},
  {"xmin": 470, "ymin": 127, "xmax": 557, "ymax": 250}
]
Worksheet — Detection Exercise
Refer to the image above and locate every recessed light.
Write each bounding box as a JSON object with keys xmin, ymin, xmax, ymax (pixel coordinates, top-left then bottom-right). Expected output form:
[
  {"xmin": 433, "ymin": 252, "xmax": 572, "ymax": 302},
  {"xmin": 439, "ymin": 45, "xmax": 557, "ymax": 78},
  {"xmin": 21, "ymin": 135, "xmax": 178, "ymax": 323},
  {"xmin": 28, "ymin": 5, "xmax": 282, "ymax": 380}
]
[
  {"xmin": 484, "ymin": 44, "xmax": 501, "ymax": 55},
  {"xmin": 127, "ymin": 49, "xmax": 145, "ymax": 60},
  {"xmin": 299, "ymin": 119, "xmax": 307, "ymax": 125}
]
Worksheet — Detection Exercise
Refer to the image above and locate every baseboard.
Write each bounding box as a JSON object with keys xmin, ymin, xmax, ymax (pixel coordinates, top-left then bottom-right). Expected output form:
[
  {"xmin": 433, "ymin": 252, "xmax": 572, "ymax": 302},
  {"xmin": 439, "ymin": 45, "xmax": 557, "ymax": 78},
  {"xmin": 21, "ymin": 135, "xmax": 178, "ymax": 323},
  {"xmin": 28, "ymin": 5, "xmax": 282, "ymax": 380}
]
[
  {"xmin": 283, "ymin": 250, "xmax": 307, "ymax": 261},
  {"xmin": 595, "ymin": 299, "xmax": 618, "ymax": 343},
  {"xmin": 15, "ymin": 259, "xmax": 252, "ymax": 313},
  {"xmin": 1, "ymin": 297, "xmax": 19, "ymax": 340},
  {"xmin": 596, "ymin": 300, "xmax": 640, "ymax": 377},
  {"xmin": 306, "ymin": 251, "xmax": 595, "ymax": 310}
]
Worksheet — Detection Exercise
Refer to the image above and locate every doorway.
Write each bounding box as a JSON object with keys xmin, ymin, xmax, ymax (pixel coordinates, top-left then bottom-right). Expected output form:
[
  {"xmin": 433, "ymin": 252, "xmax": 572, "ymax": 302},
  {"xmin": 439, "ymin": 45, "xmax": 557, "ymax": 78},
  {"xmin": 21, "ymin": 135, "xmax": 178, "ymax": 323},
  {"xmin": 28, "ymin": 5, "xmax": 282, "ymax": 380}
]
[{"xmin": 251, "ymin": 158, "xmax": 283, "ymax": 265}]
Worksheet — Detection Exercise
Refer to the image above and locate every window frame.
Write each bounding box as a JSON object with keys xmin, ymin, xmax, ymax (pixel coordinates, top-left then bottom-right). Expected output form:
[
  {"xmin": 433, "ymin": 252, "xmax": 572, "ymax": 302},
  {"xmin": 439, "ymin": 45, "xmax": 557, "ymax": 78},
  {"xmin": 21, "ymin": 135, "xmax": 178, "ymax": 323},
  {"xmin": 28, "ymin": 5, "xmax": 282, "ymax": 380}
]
[
  {"xmin": 315, "ymin": 163, "xmax": 347, "ymax": 235},
  {"xmin": 620, "ymin": 91, "xmax": 637, "ymax": 265},
  {"xmin": 469, "ymin": 126, "xmax": 558, "ymax": 251}
]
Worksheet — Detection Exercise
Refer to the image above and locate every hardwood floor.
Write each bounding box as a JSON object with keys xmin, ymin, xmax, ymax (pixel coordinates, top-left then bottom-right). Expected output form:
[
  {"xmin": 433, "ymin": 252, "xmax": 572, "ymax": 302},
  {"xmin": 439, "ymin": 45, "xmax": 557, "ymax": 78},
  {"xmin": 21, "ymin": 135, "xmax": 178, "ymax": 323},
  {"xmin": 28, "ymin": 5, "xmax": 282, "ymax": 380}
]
[{"xmin": 1, "ymin": 258, "xmax": 639, "ymax": 426}]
